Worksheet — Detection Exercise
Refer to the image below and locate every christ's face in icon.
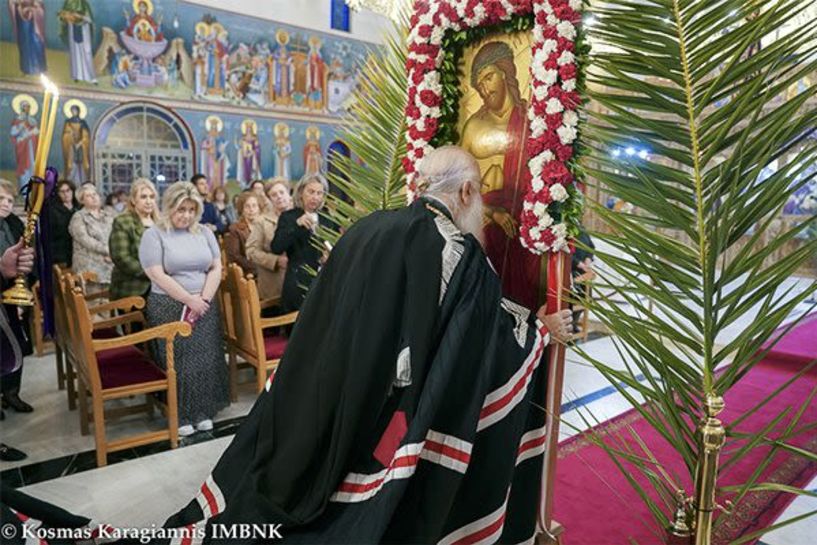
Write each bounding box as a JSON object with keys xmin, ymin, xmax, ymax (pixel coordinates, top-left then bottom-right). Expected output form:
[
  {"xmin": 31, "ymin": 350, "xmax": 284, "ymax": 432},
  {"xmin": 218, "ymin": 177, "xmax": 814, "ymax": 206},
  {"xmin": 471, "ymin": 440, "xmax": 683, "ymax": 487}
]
[{"xmin": 475, "ymin": 65, "xmax": 508, "ymax": 113}]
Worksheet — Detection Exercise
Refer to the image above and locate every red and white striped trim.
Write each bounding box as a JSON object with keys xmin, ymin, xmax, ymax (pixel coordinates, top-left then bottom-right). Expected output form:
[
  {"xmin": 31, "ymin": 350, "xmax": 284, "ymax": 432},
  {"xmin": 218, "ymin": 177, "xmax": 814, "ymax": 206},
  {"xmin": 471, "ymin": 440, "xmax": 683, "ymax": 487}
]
[
  {"xmin": 516, "ymin": 426, "xmax": 547, "ymax": 466},
  {"xmin": 420, "ymin": 430, "xmax": 473, "ymax": 474},
  {"xmin": 10, "ymin": 509, "xmax": 46, "ymax": 545},
  {"xmin": 331, "ymin": 430, "xmax": 474, "ymax": 503},
  {"xmin": 195, "ymin": 475, "xmax": 226, "ymax": 520},
  {"xmin": 437, "ymin": 497, "xmax": 509, "ymax": 545},
  {"xmin": 477, "ymin": 328, "xmax": 546, "ymax": 432}
]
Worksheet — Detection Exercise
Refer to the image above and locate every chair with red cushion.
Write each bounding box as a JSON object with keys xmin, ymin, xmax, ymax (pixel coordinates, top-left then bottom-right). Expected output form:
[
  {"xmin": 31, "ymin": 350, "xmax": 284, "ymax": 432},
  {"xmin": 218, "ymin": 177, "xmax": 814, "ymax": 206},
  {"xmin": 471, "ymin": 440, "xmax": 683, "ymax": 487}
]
[
  {"xmin": 222, "ymin": 264, "xmax": 298, "ymax": 396},
  {"xmin": 62, "ymin": 275, "xmax": 191, "ymax": 467},
  {"xmin": 52, "ymin": 265, "xmax": 146, "ymax": 411}
]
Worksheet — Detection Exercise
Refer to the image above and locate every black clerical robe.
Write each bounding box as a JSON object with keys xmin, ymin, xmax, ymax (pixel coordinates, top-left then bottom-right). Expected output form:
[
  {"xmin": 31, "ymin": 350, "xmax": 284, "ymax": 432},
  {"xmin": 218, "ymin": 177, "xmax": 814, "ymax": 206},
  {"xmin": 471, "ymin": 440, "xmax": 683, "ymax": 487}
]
[{"xmin": 165, "ymin": 197, "xmax": 551, "ymax": 544}]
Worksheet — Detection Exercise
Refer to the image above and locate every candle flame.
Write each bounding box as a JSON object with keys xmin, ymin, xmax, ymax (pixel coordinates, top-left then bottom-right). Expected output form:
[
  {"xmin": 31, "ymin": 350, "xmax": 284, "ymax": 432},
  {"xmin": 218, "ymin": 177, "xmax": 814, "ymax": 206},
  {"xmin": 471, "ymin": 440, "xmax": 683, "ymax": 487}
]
[{"xmin": 41, "ymin": 75, "xmax": 59, "ymax": 96}]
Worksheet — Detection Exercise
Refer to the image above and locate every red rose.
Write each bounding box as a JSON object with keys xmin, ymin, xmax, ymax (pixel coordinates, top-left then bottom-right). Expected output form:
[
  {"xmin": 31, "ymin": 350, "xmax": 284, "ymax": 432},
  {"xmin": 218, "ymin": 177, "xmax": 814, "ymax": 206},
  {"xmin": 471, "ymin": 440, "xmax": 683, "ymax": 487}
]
[
  {"xmin": 425, "ymin": 117, "xmax": 439, "ymax": 135},
  {"xmin": 419, "ymin": 89, "xmax": 441, "ymax": 107},
  {"xmin": 559, "ymin": 63, "xmax": 577, "ymax": 80}
]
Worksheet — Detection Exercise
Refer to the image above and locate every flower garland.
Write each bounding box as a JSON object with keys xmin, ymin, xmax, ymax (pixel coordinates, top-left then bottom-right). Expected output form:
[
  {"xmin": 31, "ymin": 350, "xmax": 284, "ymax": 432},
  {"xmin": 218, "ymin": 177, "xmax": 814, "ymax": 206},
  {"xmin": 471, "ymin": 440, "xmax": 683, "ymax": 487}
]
[{"xmin": 403, "ymin": 0, "xmax": 585, "ymax": 254}]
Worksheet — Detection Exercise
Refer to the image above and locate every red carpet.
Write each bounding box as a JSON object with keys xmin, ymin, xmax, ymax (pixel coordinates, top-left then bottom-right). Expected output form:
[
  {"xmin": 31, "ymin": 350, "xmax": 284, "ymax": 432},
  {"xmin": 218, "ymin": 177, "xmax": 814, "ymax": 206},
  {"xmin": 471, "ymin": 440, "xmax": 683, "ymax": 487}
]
[{"xmin": 553, "ymin": 314, "xmax": 817, "ymax": 545}]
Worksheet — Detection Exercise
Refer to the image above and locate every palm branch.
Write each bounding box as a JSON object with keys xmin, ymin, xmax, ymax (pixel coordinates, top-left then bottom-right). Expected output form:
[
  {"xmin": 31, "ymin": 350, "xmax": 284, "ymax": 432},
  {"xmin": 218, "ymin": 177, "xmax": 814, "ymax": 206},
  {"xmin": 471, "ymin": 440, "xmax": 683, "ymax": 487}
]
[
  {"xmin": 577, "ymin": 0, "xmax": 817, "ymax": 540},
  {"xmin": 321, "ymin": 17, "xmax": 409, "ymax": 243}
]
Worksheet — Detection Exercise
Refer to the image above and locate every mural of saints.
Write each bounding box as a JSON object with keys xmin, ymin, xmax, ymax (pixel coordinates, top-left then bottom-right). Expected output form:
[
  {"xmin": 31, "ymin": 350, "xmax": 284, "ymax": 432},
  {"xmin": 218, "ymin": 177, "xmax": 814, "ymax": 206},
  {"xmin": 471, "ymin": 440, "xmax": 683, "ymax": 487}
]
[
  {"xmin": 61, "ymin": 99, "xmax": 91, "ymax": 184},
  {"xmin": 9, "ymin": 94, "xmax": 39, "ymax": 188},
  {"xmin": 270, "ymin": 30, "xmax": 295, "ymax": 105},
  {"xmin": 207, "ymin": 23, "xmax": 229, "ymax": 96},
  {"xmin": 235, "ymin": 119, "xmax": 262, "ymax": 186},
  {"xmin": 306, "ymin": 36, "xmax": 327, "ymax": 110},
  {"xmin": 273, "ymin": 123, "xmax": 291, "ymax": 180},
  {"xmin": 200, "ymin": 116, "xmax": 231, "ymax": 188},
  {"xmin": 303, "ymin": 126, "xmax": 323, "ymax": 176},
  {"xmin": 58, "ymin": 0, "xmax": 97, "ymax": 84},
  {"xmin": 8, "ymin": 0, "xmax": 47, "ymax": 75},
  {"xmin": 459, "ymin": 39, "xmax": 542, "ymax": 310}
]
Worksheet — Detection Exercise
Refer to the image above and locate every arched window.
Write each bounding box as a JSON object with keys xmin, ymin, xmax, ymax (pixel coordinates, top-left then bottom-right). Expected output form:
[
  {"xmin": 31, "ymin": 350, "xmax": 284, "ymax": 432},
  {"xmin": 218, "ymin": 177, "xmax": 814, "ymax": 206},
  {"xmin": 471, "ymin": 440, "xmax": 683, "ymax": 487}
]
[{"xmin": 93, "ymin": 102, "xmax": 195, "ymax": 195}]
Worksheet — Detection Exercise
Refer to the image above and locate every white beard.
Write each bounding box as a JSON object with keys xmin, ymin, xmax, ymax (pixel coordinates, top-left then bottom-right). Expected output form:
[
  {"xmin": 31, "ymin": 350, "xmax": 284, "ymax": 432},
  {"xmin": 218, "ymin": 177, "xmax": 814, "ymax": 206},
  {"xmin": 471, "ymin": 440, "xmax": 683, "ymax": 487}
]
[{"xmin": 456, "ymin": 196, "xmax": 485, "ymax": 248}]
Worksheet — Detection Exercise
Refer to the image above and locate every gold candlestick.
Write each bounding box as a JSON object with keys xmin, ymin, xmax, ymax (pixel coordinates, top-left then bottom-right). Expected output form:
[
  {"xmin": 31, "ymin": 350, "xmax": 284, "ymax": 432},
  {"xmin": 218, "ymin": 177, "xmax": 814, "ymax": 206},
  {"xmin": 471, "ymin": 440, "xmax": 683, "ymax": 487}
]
[{"xmin": 2, "ymin": 77, "xmax": 60, "ymax": 307}]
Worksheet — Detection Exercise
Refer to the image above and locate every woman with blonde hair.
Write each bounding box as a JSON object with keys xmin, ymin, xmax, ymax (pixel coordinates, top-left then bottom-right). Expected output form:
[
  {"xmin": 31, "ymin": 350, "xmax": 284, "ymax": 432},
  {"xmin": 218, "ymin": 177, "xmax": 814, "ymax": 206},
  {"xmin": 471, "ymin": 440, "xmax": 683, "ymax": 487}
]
[
  {"xmin": 246, "ymin": 178, "xmax": 292, "ymax": 301},
  {"xmin": 69, "ymin": 183, "xmax": 114, "ymax": 290},
  {"xmin": 139, "ymin": 181, "xmax": 228, "ymax": 437},
  {"xmin": 109, "ymin": 177, "xmax": 159, "ymax": 300}
]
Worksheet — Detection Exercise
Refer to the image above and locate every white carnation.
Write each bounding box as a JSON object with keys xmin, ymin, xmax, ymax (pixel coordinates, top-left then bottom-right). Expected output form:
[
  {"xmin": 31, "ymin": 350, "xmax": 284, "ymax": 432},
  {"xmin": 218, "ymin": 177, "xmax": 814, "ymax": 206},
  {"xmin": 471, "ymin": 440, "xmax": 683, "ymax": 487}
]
[
  {"xmin": 529, "ymin": 154, "xmax": 546, "ymax": 176},
  {"xmin": 533, "ymin": 25, "xmax": 545, "ymax": 43},
  {"xmin": 541, "ymin": 39, "xmax": 558, "ymax": 56},
  {"xmin": 530, "ymin": 227, "xmax": 542, "ymax": 239},
  {"xmin": 557, "ymin": 21, "xmax": 577, "ymax": 40},
  {"xmin": 534, "ymin": 84, "xmax": 549, "ymax": 101},
  {"xmin": 546, "ymin": 98, "xmax": 564, "ymax": 114},
  {"xmin": 552, "ymin": 223, "xmax": 568, "ymax": 238},
  {"xmin": 562, "ymin": 78, "xmax": 577, "ymax": 92},
  {"xmin": 530, "ymin": 116, "xmax": 547, "ymax": 138},
  {"xmin": 569, "ymin": 0, "xmax": 584, "ymax": 11},
  {"xmin": 523, "ymin": 200, "xmax": 534, "ymax": 212},
  {"xmin": 533, "ymin": 201, "xmax": 547, "ymax": 216},
  {"xmin": 418, "ymin": 13, "xmax": 434, "ymax": 27},
  {"xmin": 558, "ymin": 50, "xmax": 576, "ymax": 66},
  {"xmin": 563, "ymin": 110, "xmax": 579, "ymax": 127},
  {"xmin": 416, "ymin": 117, "xmax": 426, "ymax": 132},
  {"xmin": 557, "ymin": 124, "xmax": 578, "ymax": 145},
  {"xmin": 472, "ymin": 4, "xmax": 486, "ymax": 22},
  {"xmin": 431, "ymin": 27, "xmax": 445, "ymax": 44},
  {"xmin": 538, "ymin": 214, "xmax": 555, "ymax": 229},
  {"xmin": 547, "ymin": 14, "xmax": 559, "ymax": 26},
  {"xmin": 542, "ymin": 69, "xmax": 558, "ymax": 86},
  {"xmin": 550, "ymin": 183, "xmax": 568, "ymax": 202},
  {"xmin": 531, "ymin": 178, "xmax": 544, "ymax": 192}
]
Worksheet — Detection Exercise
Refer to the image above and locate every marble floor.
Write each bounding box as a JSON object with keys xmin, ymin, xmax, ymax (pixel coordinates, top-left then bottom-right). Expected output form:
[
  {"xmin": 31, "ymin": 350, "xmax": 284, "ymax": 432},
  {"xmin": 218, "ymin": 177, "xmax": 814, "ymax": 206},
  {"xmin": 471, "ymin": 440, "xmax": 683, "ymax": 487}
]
[{"xmin": 1, "ymin": 274, "xmax": 815, "ymax": 544}]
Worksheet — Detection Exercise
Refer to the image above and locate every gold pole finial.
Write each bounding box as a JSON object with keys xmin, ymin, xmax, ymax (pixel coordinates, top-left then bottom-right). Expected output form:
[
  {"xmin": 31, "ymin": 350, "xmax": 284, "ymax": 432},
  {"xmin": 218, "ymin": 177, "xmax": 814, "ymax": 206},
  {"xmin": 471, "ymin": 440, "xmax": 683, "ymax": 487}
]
[{"xmin": 693, "ymin": 394, "xmax": 726, "ymax": 545}]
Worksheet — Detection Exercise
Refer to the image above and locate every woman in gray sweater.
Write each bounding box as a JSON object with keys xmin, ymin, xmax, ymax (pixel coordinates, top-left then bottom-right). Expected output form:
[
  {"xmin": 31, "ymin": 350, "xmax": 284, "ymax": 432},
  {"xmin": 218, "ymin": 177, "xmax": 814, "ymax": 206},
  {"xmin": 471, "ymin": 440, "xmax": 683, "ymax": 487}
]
[{"xmin": 139, "ymin": 181, "xmax": 229, "ymax": 437}]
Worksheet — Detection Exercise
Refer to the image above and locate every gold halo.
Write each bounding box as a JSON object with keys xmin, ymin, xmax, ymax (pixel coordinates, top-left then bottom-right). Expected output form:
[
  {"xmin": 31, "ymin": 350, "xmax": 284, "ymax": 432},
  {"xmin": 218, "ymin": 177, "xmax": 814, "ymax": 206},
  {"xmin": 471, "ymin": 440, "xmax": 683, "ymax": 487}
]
[
  {"xmin": 205, "ymin": 115, "xmax": 223, "ymax": 132},
  {"xmin": 241, "ymin": 119, "xmax": 257, "ymax": 135},
  {"xmin": 11, "ymin": 93, "xmax": 38, "ymax": 116},
  {"xmin": 276, "ymin": 29, "xmax": 290, "ymax": 46},
  {"xmin": 211, "ymin": 22, "xmax": 226, "ymax": 36},
  {"xmin": 63, "ymin": 99, "xmax": 87, "ymax": 119},
  {"xmin": 195, "ymin": 22, "xmax": 210, "ymax": 36},
  {"xmin": 306, "ymin": 125, "xmax": 321, "ymax": 140},
  {"xmin": 133, "ymin": 0, "xmax": 154, "ymax": 16},
  {"xmin": 308, "ymin": 36, "xmax": 321, "ymax": 48},
  {"xmin": 274, "ymin": 122, "xmax": 289, "ymax": 138}
]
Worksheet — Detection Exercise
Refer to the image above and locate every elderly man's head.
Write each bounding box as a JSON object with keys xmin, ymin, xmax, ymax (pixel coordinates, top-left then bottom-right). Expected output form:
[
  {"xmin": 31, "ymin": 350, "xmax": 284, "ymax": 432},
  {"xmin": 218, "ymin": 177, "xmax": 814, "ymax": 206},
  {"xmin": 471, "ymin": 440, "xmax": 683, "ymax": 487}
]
[{"xmin": 416, "ymin": 146, "xmax": 484, "ymax": 244}]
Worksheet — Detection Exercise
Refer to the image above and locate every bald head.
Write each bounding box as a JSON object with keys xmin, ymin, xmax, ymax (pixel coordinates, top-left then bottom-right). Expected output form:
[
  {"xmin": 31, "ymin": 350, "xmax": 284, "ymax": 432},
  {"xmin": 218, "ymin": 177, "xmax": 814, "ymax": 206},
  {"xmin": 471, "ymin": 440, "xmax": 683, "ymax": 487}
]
[{"xmin": 416, "ymin": 145, "xmax": 480, "ymax": 199}]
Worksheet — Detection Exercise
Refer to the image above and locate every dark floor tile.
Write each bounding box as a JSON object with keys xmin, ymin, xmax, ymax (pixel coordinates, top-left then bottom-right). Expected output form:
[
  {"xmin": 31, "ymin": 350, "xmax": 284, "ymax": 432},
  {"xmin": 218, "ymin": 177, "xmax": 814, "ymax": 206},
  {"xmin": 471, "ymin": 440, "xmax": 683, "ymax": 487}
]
[
  {"xmin": 0, "ymin": 467, "xmax": 24, "ymax": 488},
  {"xmin": 18, "ymin": 454, "xmax": 76, "ymax": 485}
]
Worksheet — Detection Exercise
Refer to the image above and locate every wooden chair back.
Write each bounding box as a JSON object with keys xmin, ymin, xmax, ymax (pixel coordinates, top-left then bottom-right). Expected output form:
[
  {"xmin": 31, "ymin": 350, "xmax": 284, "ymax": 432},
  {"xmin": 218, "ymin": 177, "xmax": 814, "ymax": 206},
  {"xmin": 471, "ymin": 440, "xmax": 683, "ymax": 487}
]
[{"xmin": 224, "ymin": 263, "xmax": 265, "ymax": 361}]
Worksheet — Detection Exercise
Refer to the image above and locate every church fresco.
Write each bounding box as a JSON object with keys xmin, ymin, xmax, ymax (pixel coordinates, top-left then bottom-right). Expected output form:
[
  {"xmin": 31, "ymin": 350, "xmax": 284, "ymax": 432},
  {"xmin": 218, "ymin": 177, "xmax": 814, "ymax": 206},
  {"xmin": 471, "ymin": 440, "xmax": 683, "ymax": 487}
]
[{"xmin": 0, "ymin": 0, "xmax": 370, "ymax": 114}]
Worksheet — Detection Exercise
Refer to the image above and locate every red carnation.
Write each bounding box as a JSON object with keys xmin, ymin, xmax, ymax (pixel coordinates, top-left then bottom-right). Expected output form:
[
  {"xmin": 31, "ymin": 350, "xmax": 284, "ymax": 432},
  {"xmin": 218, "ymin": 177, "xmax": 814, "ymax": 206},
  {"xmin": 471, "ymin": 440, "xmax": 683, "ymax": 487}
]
[
  {"xmin": 559, "ymin": 63, "xmax": 577, "ymax": 80},
  {"xmin": 419, "ymin": 90, "xmax": 441, "ymax": 107},
  {"xmin": 553, "ymin": 5, "xmax": 578, "ymax": 22},
  {"xmin": 412, "ymin": 70, "xmax": 425, "ymax": 85},
  {"xmin": 540, "ymin": 229, "xmax": 556, "ymax": 246},
  {"xmin": 517, "ymin": 0, "xmax": 533, "ymax": 14},
  {"xmin": 402, "ymin": 157, "xmax": 415, "ymax": 174},
  {"xmin": 414, "ymin": 147, "xmax": 425, "ymax": 159},
  {"xmin": 542, "ymin": 25, "xmax": 558, "ymax": 40},
  {"xmin": 557, "ymin": 37, "xmax": 575, "ymax": 52},
  {"xmin": 439, "ymin": 3, "xmax": 460, "ymax": 24},
  {"xmin": 562, "ymin": 90, "xmax": 581, "ymax": 108},
  {"xmin": 555, "ymin": 144, "xmax": 574, "ymax": 162},
  {"xmin": 484, "ymin": 0, "xmax": 506, "ymax": 22},
  {"xmin": 531, "ymin": 98, "xmax": 547, "ymax": 116},
  {"xmin": 544, "ymin": 55, "xmax": 559, "ymax": 70},
  {"xmin": 406, "ymin": 105, "xmax": 422, "ymax": 119},
  {"xmin": 542, "ymin": 161, "xmax": 573, "ymax": 185},
  {"xmin": 415, "ymin": 1, "xmax": 430, "ymax": 16},
  {"xmin": 546, "ymin": 113, "xmax": 563, "ymax": 130},
  {"xmin": 417, "ymin": 24, "xmax": 432, "ymax": 38}
]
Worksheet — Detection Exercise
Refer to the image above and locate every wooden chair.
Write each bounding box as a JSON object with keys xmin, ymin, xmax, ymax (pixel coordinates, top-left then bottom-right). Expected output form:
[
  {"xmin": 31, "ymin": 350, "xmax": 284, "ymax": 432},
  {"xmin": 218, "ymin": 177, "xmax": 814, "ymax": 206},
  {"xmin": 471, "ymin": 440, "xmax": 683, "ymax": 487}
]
[
  {"xmin": 52, "ymin": 265, "xmax": 145, "ymax": 410},
  {"xmin": 63, "ymin": 276, "xmax": 192, "ymax": 467},
  {"xmin": 571, "ymin": 270, "xmax": 596, "ymax": 342},
  {"xmin": 30, "ymin": 281, "xmax": 52, "ymax": 357},
  {"xmin": 222, "ymin": 263, "xmax": 298, "ymax": 396}
]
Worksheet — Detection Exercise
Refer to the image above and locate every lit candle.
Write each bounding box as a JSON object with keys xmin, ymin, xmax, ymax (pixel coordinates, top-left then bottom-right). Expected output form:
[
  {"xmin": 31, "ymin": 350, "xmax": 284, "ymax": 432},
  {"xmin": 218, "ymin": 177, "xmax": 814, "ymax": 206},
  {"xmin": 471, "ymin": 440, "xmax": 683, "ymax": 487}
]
[
  {"xmin": 34, "ymin": 77, "xmax": 60, "ymax": 178},
  {"xmin": 33, "ymin": 75, "xmax": 52, "ymax": 177}
]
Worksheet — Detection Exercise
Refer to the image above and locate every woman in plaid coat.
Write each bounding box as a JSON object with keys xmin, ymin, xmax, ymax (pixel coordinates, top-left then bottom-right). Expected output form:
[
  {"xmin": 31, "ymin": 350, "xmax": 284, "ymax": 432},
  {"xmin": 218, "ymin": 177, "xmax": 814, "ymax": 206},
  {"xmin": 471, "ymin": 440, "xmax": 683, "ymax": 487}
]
[{"xmin": 109, "ymin": 178, "xmax": 158, "ymax": 300}]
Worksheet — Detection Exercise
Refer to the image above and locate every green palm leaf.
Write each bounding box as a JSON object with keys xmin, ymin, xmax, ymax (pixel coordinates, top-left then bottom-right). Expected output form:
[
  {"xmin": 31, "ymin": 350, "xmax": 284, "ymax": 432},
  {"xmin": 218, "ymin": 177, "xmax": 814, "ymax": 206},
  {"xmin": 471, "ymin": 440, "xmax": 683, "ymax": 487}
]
[{"xmin": 578, "ymin": 0, "xmax": 817, "ymax": 540}]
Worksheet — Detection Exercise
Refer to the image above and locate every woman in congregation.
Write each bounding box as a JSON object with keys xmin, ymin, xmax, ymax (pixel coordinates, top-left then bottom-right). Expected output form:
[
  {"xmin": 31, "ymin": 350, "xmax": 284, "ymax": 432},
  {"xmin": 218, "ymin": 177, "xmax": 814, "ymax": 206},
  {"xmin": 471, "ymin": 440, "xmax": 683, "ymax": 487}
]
[
  {"xmin": 68, "ymin": 183, "xmax": 115, "ymax": 291},
  {"xmin": 139, "ymin": 181, "xmax": 228, "ymax": 437},
  {"xmin": 0, "ymin": 179, "xmax": 33, "ymax": 414},
  {"xmin": 249, "ymin": 179, "xmax": 272, "ymax": 214},
  {"xmin": 109, "ymin": 178, "xmax": 158, "ymax": 301},
  {"xmin": 246, "ymin": 178, "xmax": 292, "ymax": 302},
  {"xmin": 47, "ymin": 180, "xmax": 78, "ymax": 267},
  {"xmin": 211, "ymin": 186, "xmax": 237, "ymax": 234},
  {"xmin": 271, "ymin": 174, "xmax": 330, "ymax": 311},
  {"xmin": 225, "ymin": 191, "xmax": 261, "ymax": 275}
]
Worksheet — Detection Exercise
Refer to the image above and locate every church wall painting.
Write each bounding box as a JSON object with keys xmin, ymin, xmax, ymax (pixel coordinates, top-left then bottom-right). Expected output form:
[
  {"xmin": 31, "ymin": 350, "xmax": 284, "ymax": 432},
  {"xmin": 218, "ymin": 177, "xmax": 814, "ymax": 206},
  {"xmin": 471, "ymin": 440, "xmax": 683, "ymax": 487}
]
[
  {"xmin": 0, "ymin": 0, "xmax": 371, "ymax": 116},
  {"xmin": 0, "ymin": 89, "xmax": 337, "ymax": 191}
]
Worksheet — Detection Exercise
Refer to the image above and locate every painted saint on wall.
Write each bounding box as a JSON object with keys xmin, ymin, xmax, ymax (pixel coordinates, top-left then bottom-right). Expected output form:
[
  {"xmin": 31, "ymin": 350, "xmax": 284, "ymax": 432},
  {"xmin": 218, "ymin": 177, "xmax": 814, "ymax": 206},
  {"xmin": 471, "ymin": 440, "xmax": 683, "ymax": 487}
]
[
  {"xmin": 273, "ymin": 122, "xmax": 291, "ymax": 180},
  {"xmin": 270, "ymin": 30, "xmax": 295, "ymax": 106},
  {"xmin": 303, "ymin": 126, "xmax": 323, "ymax": 176},
  {"xmin": 9, "ymin": 94, "xmax": 39, "ymax": 188},
  {"xmin": 58, "ymin": 0, "xmax": 97, "ymax": 84},
  {"xmin": 60, "ymin": 99, "xmax": 91, "ymax": 184},
  {"xmin": 200, "ymin": 115, "xmax": 230, "ymax": 189},
  {"xmin": 458, "ymin": 37, "xmax": 543, "ymax": 310},
  {"xmin": 235, "ymin": 119, "xmax": 261, "ymax": 186},
  {"xmin": 8, "ymin": 0, "xmax": 47, "ymax": 75},
  {"xmin": 306, "ymin": 36, "xmax": 327, "ymax": 110}
]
